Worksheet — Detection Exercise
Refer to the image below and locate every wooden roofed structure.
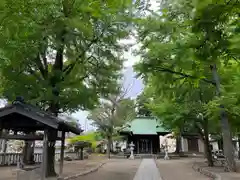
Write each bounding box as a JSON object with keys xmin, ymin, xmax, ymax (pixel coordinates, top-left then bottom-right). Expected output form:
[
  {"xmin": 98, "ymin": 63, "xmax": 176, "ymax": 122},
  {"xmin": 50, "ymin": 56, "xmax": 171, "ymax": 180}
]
[
  {"xmin": 0, "ymin": 98, "xmax": 83, "ymax": 179},
  {"xmin": 120, "ymin": 117, "xmax": 202, "ymax": 154}
]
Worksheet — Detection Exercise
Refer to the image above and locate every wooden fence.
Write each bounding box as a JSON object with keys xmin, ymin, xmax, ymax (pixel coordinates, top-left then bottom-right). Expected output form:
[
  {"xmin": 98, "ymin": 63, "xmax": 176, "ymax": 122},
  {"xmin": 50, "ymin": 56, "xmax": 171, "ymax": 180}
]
[{"xmin": 0, "ymin": 152, "xmax": 77, "ymax": 166}]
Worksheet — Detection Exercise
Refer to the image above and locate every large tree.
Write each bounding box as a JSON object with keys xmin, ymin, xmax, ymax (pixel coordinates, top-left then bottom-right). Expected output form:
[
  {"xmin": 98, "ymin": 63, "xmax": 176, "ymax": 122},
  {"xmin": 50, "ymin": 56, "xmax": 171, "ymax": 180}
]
[
  {"xmin": 134, "ymin": 0, "xmax": 240, "ymax": 171},
  {"xmin": 88, "ymin": 86, "xmax": 136, "ymax": 159},
  {"xmin": 144, "ymin": 76, "xmax": 218, "ymax": 166},
  {"xmin": 0, "ymin": 0, "xmax": 133, "ymax": 176}
]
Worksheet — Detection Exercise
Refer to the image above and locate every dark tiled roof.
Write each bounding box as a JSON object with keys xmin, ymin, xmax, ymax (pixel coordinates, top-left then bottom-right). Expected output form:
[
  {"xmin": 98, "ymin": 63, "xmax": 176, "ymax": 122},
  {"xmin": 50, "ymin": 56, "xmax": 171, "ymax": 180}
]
[{"xmin": 0, "ymin": 101, "xmax": 82, "ymax": 134}]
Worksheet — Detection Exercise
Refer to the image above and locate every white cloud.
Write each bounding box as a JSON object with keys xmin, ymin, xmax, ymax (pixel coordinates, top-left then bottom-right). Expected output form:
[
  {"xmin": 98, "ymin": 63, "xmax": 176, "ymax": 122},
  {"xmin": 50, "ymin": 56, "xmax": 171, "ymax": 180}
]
[{"xmin": 120, "ymin": 35, "xmax": 141, "ymax": 67}]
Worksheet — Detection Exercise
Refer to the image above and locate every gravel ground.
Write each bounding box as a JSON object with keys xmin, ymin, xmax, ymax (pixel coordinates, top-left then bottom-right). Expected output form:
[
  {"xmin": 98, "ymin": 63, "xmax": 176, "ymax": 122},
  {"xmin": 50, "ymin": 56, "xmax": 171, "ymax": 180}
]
[
  {"xmin": 0, "ymin": 160, "xmax": 104, "ymax": 180},
  {"xmin": 156, "ymin": 159, "xmax": 210, "ymax": 180},
  {"xmin": 76, "ymin": 159, "xmax": 142, "ymax": 180}
]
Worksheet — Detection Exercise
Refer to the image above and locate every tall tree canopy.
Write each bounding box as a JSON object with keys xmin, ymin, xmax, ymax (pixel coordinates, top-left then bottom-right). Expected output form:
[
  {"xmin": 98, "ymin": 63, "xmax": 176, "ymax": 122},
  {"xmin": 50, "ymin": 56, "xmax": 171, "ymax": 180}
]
[
  {"xmin": 134, "ymin": 0, "xmax": 240, "ymax": 171},
  {"xmin": 0, "ymin": 0, "xmax": 133, "ymax": 113},
  {"xmin": 0, "ymin": 0, "xmax": 134, "ymax": 176},
  {"xmin": 88, "ymin": 85, "xmax": 136, "ymax": 158},
  {"xmin": 135, "ymin": 93, "xmax": 152, "ymax": 116}
]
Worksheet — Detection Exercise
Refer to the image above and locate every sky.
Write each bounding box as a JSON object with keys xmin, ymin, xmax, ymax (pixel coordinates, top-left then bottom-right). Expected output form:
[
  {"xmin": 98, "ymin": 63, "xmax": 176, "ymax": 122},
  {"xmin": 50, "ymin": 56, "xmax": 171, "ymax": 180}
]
[
  {"xmin": 73, "ymin": 0, "xmax": 161, "ymax": 131},
  {"xmin": 72, "ymin": 43, "xmax": 144, "ymax": 132}
]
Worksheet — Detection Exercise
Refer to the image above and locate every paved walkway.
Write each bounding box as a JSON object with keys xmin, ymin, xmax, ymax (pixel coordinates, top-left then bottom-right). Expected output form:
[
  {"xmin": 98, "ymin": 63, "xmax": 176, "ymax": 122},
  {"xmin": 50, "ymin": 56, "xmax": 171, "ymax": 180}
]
[
  {"xmin": 133, "ymin": 159, "xmax": 161, "ymax": 180},
  {"xmin": 77, "ymin": 159, "xmax": 210, "ymax": 180}
]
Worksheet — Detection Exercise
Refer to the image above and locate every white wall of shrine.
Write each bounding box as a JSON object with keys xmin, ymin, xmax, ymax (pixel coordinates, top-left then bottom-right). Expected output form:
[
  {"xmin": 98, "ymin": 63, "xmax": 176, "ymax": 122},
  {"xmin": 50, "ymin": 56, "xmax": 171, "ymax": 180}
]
[
  {"xmin": 198, "ymin": 139, "xmax": 204, "ymax": 152},
  {"xmin": 181, "ymin": 137, "xmax": 205, "ymax": 153},
  {"xmin": 181, "ymin": 137, "xmax": 188, "ymax": 152}
]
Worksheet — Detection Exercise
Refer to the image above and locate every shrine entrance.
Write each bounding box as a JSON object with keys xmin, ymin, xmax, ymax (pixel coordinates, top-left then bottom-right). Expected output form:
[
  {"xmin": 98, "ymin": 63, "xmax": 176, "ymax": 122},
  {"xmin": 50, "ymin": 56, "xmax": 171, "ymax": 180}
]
[
  {"xmin": 139, "ymin": 139, "xmax": 152, "ymax": 154},
  {"xmin": 119, "ymin": 117, "xmax": 170, "ymax": 154}
]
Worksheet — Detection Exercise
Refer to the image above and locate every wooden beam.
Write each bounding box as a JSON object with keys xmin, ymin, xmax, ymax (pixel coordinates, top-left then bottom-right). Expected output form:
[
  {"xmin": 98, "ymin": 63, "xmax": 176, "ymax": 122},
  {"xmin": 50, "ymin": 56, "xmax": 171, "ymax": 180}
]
[
  {"xmin": 41, "ymin": 129, "xmax": 48, "ymax": 180},
  {"xmin": 0, "ymin": 134, "xmax": 62, "ymax": 140},
  {"xmin": 59, "ymin": 131, "xmax": 65, "ymax": 177}
]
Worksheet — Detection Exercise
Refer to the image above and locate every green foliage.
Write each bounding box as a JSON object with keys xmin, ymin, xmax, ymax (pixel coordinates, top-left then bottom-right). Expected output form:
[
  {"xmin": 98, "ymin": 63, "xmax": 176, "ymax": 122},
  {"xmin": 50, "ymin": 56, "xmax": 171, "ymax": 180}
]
[
  {"xmin": 134, "ymin": 0, "xmax": 240, "ymax": 133},
  {"xmin": 88, "ymin": 90, "xmax": 136, "ymax": 138},
  {"xmin": 135, "ymin": 93, "xmax": 152, "ymax": 116},
  {"xmin": 134, "ymin": 0, "xmax": 240, "ymax": 169},
  {"xmin": 68, "ymin": 131, "xmax": 101, "ymax": 149},
  {"xmin": 88, "ymin": 87, "xmax": 135, "ymax": 157},
  {"xmin": 0, "ymin": 0, "xmax": 133, "ymax": 114},
  {"xmin": 205, "ymin": 62, "xmax": 240, "ymax": 134},
  {"xmin": 0, "ymin": 0, "xmax": 135, "ymax": 174}
]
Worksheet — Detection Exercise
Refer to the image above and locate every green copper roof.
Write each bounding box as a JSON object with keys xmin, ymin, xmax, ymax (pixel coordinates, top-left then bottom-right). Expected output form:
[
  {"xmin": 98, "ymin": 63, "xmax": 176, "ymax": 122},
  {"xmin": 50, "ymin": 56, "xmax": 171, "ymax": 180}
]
[{"xmin": 122, "ymin": 117, "xmax": 168, "ymax": 135}]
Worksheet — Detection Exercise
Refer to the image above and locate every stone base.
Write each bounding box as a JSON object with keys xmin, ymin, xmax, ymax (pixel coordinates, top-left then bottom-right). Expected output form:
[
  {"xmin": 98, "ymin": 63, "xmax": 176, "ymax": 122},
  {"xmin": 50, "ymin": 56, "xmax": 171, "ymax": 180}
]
[
  {"xmin": 129, "ymin": 155, "xmax": 134, "ymax": 160},
  {"xmin": 164, "ymin": 156, "xmax": 170, "ymax": 160}
]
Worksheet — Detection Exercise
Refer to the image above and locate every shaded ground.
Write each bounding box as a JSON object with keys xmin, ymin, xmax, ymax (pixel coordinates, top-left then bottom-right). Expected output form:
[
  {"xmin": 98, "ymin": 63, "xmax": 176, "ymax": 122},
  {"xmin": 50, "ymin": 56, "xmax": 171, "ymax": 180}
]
[
  {"xmin": 76, "ymin": 159, "xmax": 142, "ymax": 180},
  {"xmin": 156, "ymin": 159, "xmax": 210, "ymax": 180},
  {"xmin": 0, "ymin": 159, "xmax": 104, "ymax": 180},
  {"xmin": 195, "ymin": 160, "xmax": 240, "ymax": 180}
]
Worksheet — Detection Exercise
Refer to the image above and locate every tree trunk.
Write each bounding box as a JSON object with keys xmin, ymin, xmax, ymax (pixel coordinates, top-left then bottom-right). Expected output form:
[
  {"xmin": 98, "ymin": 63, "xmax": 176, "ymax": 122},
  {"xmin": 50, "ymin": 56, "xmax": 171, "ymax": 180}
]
[
  {"xmin": 1, "ymin": 138, "xmax": 7, "ymax": 164},
  {"xmin": 80, "ymin": 147, "xmax": 84, "ymax": 160},
  {"xmin": 238, "ymin": 134, "xmax": 240, "ymax": 160},
  {"xmin": 211, "ymin": 64, "xmax": 236, "ymax": 171},
  {"xmin": 0, "ymin": 129, "xmax": 3, "ymax": 152},
  {"xmin": 203, "ymin": 138, "xmax": 213, "ymax": 166},
  {"xmin": 198, "ymin": 128, "xmax": 213, "ymax": 167},
  {"xmin": 217, "ymin": 137, "xmax": 223, "ymax": 151},
  {"xmin": 203, "ymin": 120, "xmax": 213, "ymax": 167},
  {"xmin": 1, "ymin": 139, "xmax": 7, "ymax": 153},
  {"xmin": 44, "ymin": 100, "xmax": 60, "ymax": 177},
  {"xmin": 110, "ymin": 139, "xmax": 114, "ymax": 152},
  {"xmin": 175, "ymin": 135, "xmax": 181, "ymax": 154},
  {"xmin": 196, "ymin": 116, "xmax": 213, "ymax": 167},
  {"xmin": 0, "ymin": 130, "xmax": 7, "ymax": 153},
  {"xmin": 45, "ymin": 130, "xmax": 57, "ymax": 177},
  {"xmin": 107, "ymin": 136, "xmax": 111, "ymax": 159}
]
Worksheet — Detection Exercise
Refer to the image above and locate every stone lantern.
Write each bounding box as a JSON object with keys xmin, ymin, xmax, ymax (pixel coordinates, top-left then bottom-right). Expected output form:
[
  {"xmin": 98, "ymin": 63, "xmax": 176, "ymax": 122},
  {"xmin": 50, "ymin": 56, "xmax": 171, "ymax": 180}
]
[{"xmin": 129, "ymin": 142, "xmax": 135, "ymax": 159}]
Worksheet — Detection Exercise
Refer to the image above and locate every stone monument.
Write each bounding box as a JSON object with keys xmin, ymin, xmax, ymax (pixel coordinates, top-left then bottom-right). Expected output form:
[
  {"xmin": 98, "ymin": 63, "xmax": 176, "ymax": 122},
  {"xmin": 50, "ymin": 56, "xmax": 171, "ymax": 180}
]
[
  {"xmin": 129, "ymin": 142, "xmax": 135, "ymax": 160},
  {"xmin": 164, "ymin": 142, "xmax": 170, "ymax": 160}
]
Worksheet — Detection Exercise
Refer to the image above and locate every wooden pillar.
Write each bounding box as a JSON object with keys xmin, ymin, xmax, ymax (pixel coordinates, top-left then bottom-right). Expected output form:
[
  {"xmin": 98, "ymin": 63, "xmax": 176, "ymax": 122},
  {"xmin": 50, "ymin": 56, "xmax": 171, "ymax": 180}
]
[
  {"xmin": 41, "ymin": 129, "xmax": 48, "ymax": 180},
  {"xmin": 137, "ymin": 140, "xmax": 139, "ymax": 154},
  {"xmin": 59, "ymin": 131, "xmax": 65, "ymax": 177},
  {"xmin": 151, "ymin": 140, "xmax": 153, "ymax": 154},
  {"xmin": 80, "ymin": 147, "xmax": 83, "ymax": 160}
]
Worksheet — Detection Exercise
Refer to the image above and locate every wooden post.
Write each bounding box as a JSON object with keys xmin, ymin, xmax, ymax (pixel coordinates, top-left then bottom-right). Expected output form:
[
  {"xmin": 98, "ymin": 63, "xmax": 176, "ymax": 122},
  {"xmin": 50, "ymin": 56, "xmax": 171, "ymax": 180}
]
[
  {"xmin": 59, "ymin": 131, "xmax": 65, "ymax": 177},
  {"xmin": 137, "ymin": 140, "xmax": 139, "ymax": 154},
  {"xmin": 41, "ymin": 129, "xmax": 48, "ymax": 180},
  {"xmin": 151, "ymin": 140, "xmax": 153, "ymax": 154},
  {"xmin": 80, "ymin": 147, "xmax": 83, "ymax": 160}
]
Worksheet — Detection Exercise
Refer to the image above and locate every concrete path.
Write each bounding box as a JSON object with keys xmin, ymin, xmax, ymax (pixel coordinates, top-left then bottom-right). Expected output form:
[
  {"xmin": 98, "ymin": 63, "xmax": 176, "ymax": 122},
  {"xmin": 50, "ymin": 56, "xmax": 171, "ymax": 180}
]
[{"xmin": 133, "ymin": 159, "xmax": 162, "ymax": 180}]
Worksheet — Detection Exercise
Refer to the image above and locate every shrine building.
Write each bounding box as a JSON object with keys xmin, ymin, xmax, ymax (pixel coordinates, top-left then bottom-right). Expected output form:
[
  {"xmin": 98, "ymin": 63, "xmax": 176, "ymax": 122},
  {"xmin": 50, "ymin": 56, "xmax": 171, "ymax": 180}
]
[{"xmin": 120, "ymin": 117, "xmax": 204, "ymax": 154}]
